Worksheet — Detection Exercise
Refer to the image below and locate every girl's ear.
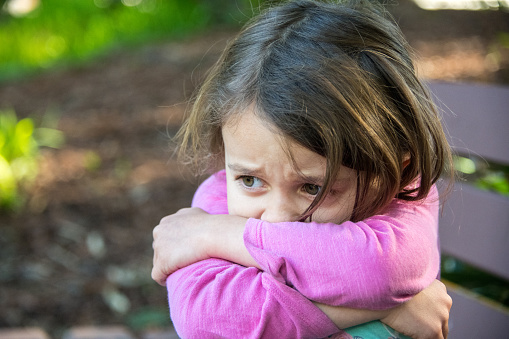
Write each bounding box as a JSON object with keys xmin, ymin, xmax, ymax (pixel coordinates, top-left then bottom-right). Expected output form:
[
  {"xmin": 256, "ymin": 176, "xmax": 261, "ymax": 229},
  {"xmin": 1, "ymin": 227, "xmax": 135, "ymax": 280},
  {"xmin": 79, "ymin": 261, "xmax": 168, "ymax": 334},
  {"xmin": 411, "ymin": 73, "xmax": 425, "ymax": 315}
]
[{"xmin": 402, "ymin": 153, "xmax": 411, "ymax": 169}]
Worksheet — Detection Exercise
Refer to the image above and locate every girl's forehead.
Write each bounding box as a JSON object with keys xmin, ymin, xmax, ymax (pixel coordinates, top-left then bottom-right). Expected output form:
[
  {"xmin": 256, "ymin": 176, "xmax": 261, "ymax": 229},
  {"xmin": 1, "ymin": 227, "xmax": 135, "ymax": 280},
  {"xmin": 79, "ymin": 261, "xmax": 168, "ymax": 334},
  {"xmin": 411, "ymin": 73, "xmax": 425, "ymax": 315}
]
[
  {"xmin": 223, "ymin": 104, "xmax": 266, "ymax": 128},
  {"xmin": 222, "ymin": 109, "xmax": 336, "ymax": 181},
  {"xmin": 224, "ymin": 104, "xmax": 294, "ymax": 139},
  {"xmin": 222, "ymin": 106, "xmax": 282, "ymax": 145},
  {"xmin": 222, "ymin": 106, "xmax": 357, "ymax": 190}
]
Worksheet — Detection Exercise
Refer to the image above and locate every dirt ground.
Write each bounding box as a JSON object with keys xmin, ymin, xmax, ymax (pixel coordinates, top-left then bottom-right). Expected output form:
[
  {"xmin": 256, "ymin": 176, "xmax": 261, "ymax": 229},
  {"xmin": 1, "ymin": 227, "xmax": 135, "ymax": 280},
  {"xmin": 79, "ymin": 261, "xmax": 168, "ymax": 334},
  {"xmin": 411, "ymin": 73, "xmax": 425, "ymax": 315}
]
[{"xmin": 0, "ymin": 1, "xmax": 508, "ymax": 336}]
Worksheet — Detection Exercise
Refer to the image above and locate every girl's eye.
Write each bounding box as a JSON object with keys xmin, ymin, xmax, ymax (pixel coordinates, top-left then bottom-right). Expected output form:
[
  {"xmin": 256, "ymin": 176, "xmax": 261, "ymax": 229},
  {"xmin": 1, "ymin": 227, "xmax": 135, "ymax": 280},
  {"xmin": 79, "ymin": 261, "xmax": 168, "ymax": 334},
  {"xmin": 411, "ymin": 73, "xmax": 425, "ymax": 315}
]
[
  {"xmin": 240, "ymin": 176, "xmax": 262, "ymax": 188},
  {"xmin": 303, "ymin": 183, "xmax": 321, "ymax": 196}
]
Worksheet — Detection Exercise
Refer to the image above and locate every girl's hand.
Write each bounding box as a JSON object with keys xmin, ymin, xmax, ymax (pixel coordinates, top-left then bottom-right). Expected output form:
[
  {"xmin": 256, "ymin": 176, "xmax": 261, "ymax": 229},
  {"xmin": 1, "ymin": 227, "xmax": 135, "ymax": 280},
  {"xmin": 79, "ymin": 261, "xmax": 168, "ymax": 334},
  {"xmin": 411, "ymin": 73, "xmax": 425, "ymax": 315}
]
[
  {"xmin": 152, "ymin": 208, "xmax": 213, "ymax": 285},
  {"xmin": 381, "ymin": 279, "xmax": 452, "ymax": 339},
  {"xmin": 151, "ymin": 208, "xmax": 257, "ymax": 286}
]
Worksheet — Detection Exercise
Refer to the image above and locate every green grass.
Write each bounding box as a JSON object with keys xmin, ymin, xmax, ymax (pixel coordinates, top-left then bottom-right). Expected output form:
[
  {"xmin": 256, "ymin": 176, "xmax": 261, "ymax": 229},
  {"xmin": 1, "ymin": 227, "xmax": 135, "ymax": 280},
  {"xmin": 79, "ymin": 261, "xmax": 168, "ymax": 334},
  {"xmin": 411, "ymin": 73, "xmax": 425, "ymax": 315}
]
[
  {"xmin": 0, "ymin": 0, "xmax": 262, "ymax": 82},
  {"xmin": 0, "ymin": 109, "xmax": 64, "ymax": 211}
]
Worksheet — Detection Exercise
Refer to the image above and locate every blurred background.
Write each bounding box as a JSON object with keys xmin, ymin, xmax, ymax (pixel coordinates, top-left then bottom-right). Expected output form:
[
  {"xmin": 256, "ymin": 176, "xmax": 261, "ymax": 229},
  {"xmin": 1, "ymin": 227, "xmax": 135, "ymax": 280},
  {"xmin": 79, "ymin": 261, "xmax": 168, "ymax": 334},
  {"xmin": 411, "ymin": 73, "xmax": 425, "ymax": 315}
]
[{"xmin": 0, "ymin": 0, "xmax": 508, "ymax": 337}]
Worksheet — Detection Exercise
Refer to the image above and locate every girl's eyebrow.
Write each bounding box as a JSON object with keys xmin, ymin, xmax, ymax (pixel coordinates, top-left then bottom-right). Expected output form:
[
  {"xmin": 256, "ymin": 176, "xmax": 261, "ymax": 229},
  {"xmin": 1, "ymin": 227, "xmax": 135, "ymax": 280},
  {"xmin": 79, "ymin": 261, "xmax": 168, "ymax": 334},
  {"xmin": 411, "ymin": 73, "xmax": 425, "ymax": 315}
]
[
  {"xmin": 227, "ymin": 163, "xmax": 261, "ymax": 176},
  {"xmin": 301, "ymin": 172, "xmax": 351, "ymax": 188},
  {"xmin": 299, "ymin": 174, "xmax": 325, "ymax": 184},
  {"xmin": 228, "ymin": 162, "xmax": 337, "ymax": 186}
]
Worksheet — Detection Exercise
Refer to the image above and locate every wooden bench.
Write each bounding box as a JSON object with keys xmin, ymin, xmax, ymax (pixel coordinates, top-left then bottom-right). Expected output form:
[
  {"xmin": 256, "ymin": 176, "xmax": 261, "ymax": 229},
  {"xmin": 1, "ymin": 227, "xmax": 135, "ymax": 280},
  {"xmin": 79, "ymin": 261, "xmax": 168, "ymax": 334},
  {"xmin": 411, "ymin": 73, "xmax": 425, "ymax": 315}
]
[{"xmin": 429, "ymin": 81, "xmax": 509, "ymax": 338}]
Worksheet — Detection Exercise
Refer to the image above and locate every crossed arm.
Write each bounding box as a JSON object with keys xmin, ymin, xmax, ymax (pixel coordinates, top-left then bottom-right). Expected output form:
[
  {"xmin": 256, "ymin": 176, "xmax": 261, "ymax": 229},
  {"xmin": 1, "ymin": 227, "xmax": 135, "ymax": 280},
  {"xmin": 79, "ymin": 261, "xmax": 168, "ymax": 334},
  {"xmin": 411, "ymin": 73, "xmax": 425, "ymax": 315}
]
[
  {"xmin": 153, "ymin": 209, "xmax": 450, "ymax": 337},
  {"xmin": 152, "ymin": 172, "xmax": 451, "ymax": 337}
]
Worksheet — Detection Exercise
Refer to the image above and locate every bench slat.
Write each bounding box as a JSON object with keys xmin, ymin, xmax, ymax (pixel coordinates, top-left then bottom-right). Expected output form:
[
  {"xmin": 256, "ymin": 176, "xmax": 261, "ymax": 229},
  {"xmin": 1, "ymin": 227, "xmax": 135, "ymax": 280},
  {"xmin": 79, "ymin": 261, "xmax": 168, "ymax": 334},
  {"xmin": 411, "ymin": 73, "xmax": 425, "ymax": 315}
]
[
  {"xmin": 430, "ymin": 81, "xmax": 509, "ymax": 336},
  {"xmin": 428, "ymin": 81, "xmax": 509, "ymax": 164},
  {"xmin": 439, "ymin": 182, "xmax": 509, "ymax": 281},
  {"xmin": 446, "ymin": 283, "xmax": 509, "ymax": 338}
]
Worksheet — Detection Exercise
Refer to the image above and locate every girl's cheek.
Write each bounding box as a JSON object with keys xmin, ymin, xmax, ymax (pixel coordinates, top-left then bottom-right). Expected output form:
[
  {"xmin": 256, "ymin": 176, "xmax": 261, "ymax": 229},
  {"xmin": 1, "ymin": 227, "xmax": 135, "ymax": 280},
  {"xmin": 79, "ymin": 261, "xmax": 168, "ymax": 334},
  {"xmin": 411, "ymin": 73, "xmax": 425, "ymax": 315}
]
[
  {"xmin": 312, "ymin": 193, "xmax": 356, "ymax": 224},
  {"xmin": 227, "ymin": 194, "xmax": 261, "ymax": 219},
  {"xmin": 312, "ymin": 207, "xmax": 351, "ymax": 224}
]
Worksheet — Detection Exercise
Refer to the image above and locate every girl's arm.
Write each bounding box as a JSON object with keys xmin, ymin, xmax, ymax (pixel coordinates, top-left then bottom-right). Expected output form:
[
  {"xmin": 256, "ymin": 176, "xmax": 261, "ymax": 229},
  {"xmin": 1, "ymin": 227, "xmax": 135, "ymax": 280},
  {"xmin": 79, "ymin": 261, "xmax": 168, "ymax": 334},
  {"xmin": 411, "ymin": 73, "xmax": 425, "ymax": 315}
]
[
  {"xmin": 316, "ymin": 279, "xmax": 451, "ymax": 339},
  {"xmin": 153, "ymin": 171, "xmax": 440, "ymax": 309},
  {"xmin": 153, "ymin": 204, "xmax": 438, "ymax": 309},
  {"xmin": 242, "ymin": 191, "xmax": 440, "ymax": 309},
  {"xmin": 154, "ymin": 173, "xmax": 450, "ymax": 337},
  {"xmin": 166, "ymin": 258, "xmax": 339, "ymax": 338},
  {"xmin": 166, "ymin": 254, "xmax": 450, "ymax": 338}
]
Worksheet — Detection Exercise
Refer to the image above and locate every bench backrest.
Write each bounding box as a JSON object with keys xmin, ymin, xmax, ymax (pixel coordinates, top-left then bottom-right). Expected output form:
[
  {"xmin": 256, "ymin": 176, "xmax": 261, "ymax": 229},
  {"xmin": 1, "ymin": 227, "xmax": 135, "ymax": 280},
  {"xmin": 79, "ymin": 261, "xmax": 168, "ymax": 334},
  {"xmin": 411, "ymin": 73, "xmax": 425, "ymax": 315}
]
[{"xmin": 429, "ymin": 81, "xmax": 509, "ymax": 338}]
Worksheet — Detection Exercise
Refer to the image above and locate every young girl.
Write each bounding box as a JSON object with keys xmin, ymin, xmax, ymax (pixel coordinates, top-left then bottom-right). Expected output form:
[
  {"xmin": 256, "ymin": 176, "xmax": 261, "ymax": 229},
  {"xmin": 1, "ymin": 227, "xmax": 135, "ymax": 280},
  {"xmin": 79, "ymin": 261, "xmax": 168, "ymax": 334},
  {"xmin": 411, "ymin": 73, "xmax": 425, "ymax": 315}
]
[{"xmin": 152, "ymin": 0, "xmax": 452, "ymax": 337}]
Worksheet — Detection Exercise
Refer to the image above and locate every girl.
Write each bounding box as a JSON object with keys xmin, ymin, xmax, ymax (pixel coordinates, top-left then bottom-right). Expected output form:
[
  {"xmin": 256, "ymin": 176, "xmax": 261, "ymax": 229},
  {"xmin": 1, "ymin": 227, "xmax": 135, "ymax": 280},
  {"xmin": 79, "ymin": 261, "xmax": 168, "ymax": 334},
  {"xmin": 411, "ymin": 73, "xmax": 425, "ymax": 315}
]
[{"xmin": 152, "ymin": 0, "xmax": 452, "ymax": 337}]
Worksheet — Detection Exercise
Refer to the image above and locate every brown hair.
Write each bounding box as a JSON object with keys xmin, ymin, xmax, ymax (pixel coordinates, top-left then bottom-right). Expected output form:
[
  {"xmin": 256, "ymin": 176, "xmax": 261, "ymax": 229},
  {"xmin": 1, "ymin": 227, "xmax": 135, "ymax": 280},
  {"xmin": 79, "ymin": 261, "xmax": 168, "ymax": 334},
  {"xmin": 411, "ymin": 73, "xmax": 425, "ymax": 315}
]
[{"xmin": 176, "ymin": 0, "xmax": 453, "ymax": 221}]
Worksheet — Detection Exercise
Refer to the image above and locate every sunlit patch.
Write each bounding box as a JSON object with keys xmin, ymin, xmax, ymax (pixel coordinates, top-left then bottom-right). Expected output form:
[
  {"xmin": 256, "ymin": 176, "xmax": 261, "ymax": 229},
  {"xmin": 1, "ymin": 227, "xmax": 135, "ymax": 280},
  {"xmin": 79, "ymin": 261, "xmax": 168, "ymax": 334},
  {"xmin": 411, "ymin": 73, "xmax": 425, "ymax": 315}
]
[
  {"xmin": 121, "ymin": 0, "xmax": 143, "ymax": 7},
  {"xmin": 3, "ymin": 0, "xmax": 40, "ymax": 17},
  {"xmin": 454, "ymin": 155, "xmax": 476, "ymax": 174},
  {"xmin": 412, "ymin": 0, "xmax": 509, "ymax": 10},
  {"xmin": 413, "ymin": 37, "xmax": 505, "ymax": 82}
]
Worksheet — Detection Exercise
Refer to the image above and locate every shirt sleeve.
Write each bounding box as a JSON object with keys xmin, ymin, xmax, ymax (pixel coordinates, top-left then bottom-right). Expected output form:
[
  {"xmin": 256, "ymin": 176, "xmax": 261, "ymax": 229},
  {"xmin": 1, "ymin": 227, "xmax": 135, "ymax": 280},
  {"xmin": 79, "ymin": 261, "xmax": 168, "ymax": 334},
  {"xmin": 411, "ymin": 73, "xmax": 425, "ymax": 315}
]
[
  {"xmin": 166, "ymin": 171, "xmax": 339, "ymax": 338},
  {"xmin": 187, "ymin": 170, "xmax": 440, "ymax": 312},
  {"xmin": 191, "ymin": 171, "xmax": 229, "ymax": 215},
  {"xmin": 167, "ymin": 260, "xmax": 339, "ymax": 338},
  {"xmin": 243, "ymin": 186, "xmax": 441, "ymax": 310}
]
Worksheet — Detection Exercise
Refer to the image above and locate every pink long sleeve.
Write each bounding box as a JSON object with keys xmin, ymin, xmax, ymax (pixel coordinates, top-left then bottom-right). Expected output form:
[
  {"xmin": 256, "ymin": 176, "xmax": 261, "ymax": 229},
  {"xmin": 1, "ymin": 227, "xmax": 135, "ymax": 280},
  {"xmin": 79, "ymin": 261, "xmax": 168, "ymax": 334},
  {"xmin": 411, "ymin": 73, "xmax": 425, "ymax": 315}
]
[
  {"xmin": 192, "ymin": 170, "xmax": 440, "ymax": 310},
  {"xmin": 167, "ymin": 260, "xmax": 338, "ymax": 338},
  {"xmin": 166, "ymin": 171, "xmax": 339, "ymax": 338},
  {"xmin": 243, "ymin": 186, "xmax": 440, "ymax": 310},
  {"xmin": 166, "ymin": 171, "xmax": 440, "ymax": 337}
]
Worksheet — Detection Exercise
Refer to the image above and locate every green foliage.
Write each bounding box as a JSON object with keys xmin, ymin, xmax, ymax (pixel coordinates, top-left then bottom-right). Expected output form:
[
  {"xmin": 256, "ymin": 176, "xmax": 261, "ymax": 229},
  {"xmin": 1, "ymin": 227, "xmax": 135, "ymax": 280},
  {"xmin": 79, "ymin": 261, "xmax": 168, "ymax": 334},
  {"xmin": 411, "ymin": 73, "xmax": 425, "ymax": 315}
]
[
  {"xmin": 84, "ymin": 150, "xmax": 102, "ymax": 173},
  {"xmin": 0, "ymin": 0, "xmax": 262, "ymax": 82},
  {"xmin": 127, "ymin": 307, "xmax": 171, "ymax": 331},
  {"xmin": 441, "ymin": 255, "xmax": 509, "ymax": 307},
  {"xmin": 0, "ymin": 109, "xmax": 64, "ymax": 211},
  {"xmin": 453, "ymin": 154, "xmax": 509, "ymax": 196},
  {"xmin": 496, "ymin": 32, "xmax": 509, "ymax": 49},
  {"xmin": 476, "ymin": 172, "xmax": 509, "ymax": 195}
]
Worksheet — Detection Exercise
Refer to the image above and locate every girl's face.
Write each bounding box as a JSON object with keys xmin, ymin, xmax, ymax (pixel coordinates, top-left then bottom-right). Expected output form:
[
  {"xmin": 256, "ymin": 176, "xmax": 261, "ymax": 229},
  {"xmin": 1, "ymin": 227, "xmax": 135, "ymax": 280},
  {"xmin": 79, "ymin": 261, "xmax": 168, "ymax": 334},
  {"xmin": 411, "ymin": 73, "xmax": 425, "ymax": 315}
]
[{"xmin": 222, "ymin": 108, "xmax": 357, "ymax": 224}]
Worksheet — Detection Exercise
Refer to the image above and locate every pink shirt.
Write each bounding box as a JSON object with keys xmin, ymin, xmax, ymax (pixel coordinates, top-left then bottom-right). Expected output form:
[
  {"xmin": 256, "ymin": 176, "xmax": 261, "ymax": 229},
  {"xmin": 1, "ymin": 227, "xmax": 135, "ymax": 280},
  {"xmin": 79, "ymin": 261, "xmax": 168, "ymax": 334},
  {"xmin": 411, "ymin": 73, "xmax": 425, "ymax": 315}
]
[{"xmin": 167, "ymin": 170, "xmax": 440, "ymax": 338}]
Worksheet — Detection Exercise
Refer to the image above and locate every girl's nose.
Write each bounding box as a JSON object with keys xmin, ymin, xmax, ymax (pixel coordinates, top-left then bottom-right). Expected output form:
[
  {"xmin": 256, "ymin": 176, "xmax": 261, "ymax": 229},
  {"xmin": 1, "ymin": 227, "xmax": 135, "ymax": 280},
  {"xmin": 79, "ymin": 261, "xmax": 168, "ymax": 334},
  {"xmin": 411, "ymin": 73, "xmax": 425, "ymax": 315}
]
[{"xmin": 260, "ymin": 193, "xmax": 301, "ymax": 223}]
